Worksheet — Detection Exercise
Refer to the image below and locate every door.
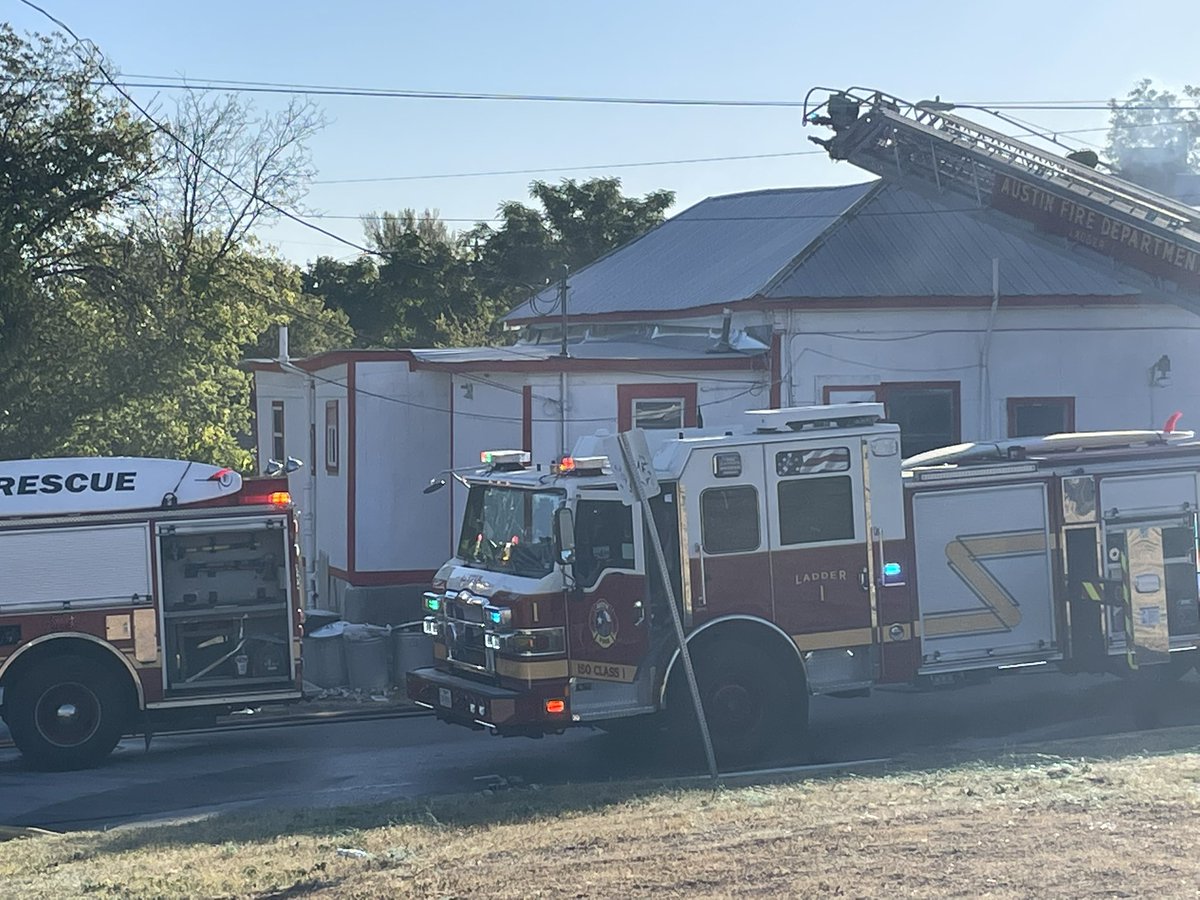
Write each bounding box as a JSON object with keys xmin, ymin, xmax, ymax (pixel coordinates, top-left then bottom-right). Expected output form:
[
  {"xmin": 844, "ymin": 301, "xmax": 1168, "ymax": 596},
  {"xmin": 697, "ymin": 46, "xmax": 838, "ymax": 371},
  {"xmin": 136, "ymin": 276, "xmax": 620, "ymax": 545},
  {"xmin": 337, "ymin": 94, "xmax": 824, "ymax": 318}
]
[
  {"xmin": 688, "ymin": 446, "xmax": 772, "ymax": 622},
  {"xmin": 767, "ymin": 441, "xmax": 874, "ymax": 643},
  {"xmin": 566, "ymin": 494, "xmax": 650, "ymax": 708}
]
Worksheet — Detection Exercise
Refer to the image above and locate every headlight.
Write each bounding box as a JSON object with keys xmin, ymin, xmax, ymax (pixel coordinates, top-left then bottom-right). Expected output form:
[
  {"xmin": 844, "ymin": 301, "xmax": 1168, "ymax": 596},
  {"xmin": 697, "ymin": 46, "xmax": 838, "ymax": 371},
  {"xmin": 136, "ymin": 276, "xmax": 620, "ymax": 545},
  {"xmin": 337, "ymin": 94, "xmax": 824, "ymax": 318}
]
[{"xmin": 492, "ymin": 627, "xmax": 565, "ymax": 657}]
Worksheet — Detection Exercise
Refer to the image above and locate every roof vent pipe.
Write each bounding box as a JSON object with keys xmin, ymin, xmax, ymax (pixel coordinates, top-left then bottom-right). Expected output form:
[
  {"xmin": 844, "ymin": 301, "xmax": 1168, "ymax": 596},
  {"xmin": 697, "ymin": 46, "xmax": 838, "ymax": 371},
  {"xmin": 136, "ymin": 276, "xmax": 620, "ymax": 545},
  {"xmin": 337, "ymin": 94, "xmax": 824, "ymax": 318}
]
[{"xmin": 277, "ymin": 324, "xmax": 290, "ymax": 364}]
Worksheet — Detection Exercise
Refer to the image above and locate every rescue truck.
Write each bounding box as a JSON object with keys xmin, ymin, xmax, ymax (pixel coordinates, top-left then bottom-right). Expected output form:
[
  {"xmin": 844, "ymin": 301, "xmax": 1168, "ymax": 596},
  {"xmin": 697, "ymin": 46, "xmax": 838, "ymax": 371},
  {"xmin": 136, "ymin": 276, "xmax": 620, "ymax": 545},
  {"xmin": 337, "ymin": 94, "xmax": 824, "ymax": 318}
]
[
  {"xmin": 0, "ymin": 457, "xmax": 304, "ymax": 769},
  {"xmin": 408, "ymin": 406, "xmax": 1200, "ymax": 764}
]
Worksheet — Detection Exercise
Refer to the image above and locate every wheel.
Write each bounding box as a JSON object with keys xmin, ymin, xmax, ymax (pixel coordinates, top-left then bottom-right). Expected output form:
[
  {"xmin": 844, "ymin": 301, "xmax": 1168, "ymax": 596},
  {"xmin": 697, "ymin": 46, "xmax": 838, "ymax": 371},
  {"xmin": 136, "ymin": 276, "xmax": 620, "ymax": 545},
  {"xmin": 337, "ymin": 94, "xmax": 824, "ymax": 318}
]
[
  {"xmin": 667, "ymin": 640, "xmax": 807, "ymax": 768},
  {"xmin": 7, "ymin": 655, "xmax": 132, "ymax": 770}
]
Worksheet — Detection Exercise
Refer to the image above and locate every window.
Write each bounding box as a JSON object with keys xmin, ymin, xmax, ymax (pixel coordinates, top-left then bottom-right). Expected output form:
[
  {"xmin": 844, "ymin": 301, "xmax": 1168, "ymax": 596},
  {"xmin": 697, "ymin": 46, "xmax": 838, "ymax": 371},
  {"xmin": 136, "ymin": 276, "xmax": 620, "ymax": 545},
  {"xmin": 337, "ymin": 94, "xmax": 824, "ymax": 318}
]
[
  {"xmin": 777, "ymin": 476, "xmax": 855, "ymax": 545},
  {"xmin": 1008, "ymin": 397, "xmax": 1075, "ymax": 438},
  {"xmin": 574, "ymin": 500, "xmax": 636, "ymax": 587},
  {"xmin": 822, "ymin": 382, "xmax": 960, "ymax": 458},
  {"xmin": 271, "ymin": 401, "xmax": 285, "ymax": 464},
  {"xmin": 633, "ymin": 398, "xmax": 685, "ymax": 430},
  {"xmin": 325, "ymin": 400, "xmax": 339, "ymax": 474},
  {"xmin": 701, "ymin": 486, "xmax": 760, "ymax": 554},
  {"xmin": 617, "ymin": 383, "xmax": 698, "ymax": 432}
]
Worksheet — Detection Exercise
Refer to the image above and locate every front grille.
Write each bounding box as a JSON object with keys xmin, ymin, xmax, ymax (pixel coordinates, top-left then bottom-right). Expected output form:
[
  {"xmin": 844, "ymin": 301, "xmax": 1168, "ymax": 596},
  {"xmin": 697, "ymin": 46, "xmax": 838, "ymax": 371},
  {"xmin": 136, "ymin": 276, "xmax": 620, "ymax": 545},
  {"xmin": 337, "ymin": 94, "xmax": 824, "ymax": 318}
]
[{"xmin": 443, "ymin": 590, "xmax": 490, "ymax": 672}]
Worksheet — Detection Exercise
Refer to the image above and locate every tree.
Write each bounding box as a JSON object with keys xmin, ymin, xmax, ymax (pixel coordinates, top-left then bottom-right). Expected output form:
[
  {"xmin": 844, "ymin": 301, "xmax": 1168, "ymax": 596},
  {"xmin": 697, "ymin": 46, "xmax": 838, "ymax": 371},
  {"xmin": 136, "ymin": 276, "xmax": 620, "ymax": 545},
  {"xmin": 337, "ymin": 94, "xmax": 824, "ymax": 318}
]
[
  {"xmin": 1107, "ymin": 79, "xmax": 1200, "ymax": 193},
  {"xmin": 472, "ymin": 178, "xmax": 674, "ymax": 298},
  {"xmin": 362, "ymin": 209, "xmax": 498, "ymax": 347},
  {"xmin": 0, "ymin": 25, "xmax": 153, "ymax": 459},
  {"xmin": 0, "ymin": 25, "xmax": 346, "ymax": 466}
]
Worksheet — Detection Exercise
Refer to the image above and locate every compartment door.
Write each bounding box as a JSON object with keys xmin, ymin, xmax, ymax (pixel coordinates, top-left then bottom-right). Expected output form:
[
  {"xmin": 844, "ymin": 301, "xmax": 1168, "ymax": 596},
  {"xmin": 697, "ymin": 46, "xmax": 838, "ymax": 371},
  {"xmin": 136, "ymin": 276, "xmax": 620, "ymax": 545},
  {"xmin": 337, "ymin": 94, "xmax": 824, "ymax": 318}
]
[{"xmin": 913, "ymin": 483, "xmax": 1058, "ymax": 668}]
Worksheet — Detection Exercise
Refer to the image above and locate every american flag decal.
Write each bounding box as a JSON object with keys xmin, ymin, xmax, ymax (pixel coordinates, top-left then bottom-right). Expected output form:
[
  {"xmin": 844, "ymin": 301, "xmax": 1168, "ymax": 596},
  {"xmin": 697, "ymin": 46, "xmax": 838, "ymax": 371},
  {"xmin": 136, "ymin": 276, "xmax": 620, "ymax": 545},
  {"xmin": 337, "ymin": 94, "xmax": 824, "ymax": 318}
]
[{"xmin": 776, "ymin": 447, "xmax": 851, "ymax": 476}]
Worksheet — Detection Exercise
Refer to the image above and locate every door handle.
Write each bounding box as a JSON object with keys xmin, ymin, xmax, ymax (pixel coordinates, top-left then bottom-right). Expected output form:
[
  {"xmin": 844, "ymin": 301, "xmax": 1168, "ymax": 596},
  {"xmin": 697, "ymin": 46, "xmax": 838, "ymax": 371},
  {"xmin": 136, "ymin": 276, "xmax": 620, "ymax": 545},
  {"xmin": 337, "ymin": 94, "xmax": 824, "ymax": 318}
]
[{"xmin": 633, "ymin": 600, "xmax": 645, "ymax": 627}]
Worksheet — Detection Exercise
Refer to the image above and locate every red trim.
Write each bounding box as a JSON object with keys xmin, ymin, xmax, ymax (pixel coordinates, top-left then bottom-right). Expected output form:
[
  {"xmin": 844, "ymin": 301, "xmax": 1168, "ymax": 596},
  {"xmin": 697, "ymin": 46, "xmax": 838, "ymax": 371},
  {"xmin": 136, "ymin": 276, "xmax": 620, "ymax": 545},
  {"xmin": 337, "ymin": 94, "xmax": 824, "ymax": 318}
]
[
  {"xmin": 328, "ymin": 566, "xmax": 437, "ymax": 587},
  {"xmin": 769, "ymin": 332, "xmax": 782, "ymax": 409},
  {"xmin": 617, "ymin": 383, "xmax": 698, "ymax": 432},
  {"xmin": 522, "ymin": 385, "xmax": 533, "ymax": 453},
  {"xmin": 1007, "ymin": 396, "xmax": 1076, "ymax": 437},
  {"xmin": 347, "ymin": 361, "xmax": 357, "ymax": 575}
]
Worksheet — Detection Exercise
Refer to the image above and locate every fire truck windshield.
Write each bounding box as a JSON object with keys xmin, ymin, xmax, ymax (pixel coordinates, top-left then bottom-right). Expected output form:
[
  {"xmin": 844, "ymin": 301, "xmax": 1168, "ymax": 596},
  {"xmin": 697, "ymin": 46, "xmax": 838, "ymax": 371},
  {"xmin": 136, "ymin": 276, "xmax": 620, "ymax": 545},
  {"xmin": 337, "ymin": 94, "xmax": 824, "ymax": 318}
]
[{"xmin": 457, "ymin": 485, "xmax": 563, "ymax": 578}]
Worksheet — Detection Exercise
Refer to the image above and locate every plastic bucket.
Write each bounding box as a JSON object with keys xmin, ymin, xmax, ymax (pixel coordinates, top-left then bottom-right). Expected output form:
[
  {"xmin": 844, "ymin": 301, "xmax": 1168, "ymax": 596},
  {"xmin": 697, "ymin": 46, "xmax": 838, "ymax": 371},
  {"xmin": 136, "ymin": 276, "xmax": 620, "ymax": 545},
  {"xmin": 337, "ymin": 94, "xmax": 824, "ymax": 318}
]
[
  {"xmin": 343, "ymin": 623, "xmax": 391, "ymax": 692},
  {"xmin": 303, "ymin": 621, "xmax": 349, "ymax": 689},
  {"xmin": 391, "ymin": 625, "xmax": 435, "ymax": 686}
]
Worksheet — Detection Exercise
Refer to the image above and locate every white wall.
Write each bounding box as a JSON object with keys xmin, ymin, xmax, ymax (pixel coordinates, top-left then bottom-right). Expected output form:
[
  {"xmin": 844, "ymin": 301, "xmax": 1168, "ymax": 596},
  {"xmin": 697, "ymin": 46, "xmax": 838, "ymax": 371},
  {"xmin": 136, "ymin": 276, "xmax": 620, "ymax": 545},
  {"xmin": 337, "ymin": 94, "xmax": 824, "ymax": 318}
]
[
  {"xmin": 782, "ymin": 303, "xmax": 1200, "ymax": 441},
  {"xmin": 355, "ymin": 362, "xmax": 451, "ymax": 574}
]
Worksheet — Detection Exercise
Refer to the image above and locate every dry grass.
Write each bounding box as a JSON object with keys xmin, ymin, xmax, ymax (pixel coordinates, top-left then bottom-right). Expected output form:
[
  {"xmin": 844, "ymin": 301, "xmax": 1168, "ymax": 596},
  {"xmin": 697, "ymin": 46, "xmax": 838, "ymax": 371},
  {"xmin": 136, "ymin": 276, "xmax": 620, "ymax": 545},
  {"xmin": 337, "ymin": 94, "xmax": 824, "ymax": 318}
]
[{"xmin": 5, "ymin": 745, "xmax": 1200, "ymax": 899}]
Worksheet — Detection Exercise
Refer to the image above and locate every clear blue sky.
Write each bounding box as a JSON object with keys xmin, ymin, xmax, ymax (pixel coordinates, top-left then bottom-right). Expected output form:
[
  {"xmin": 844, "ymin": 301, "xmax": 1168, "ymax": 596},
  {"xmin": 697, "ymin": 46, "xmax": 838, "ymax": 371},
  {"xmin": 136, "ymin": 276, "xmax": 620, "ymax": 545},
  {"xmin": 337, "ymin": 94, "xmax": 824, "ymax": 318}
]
[{"xmin": 7, "ymin": 0, "xmax": 1200, "ymax": 264}]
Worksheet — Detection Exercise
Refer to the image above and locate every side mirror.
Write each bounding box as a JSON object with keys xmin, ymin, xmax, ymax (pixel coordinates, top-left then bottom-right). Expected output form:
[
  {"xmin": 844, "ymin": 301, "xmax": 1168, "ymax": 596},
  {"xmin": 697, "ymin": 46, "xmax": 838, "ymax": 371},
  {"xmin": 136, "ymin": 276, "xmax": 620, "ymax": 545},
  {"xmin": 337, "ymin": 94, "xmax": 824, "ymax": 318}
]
[
  {"xmin": 284, "ymin": 456, "xmax": 304, "ymax": 473},
  {"xmin": 423, "ymin": 478, "xmax": 448, "ymax": 495},
  {"xmin": 554, "ymin": 506, "xmax": 575, "ymax": 565}
]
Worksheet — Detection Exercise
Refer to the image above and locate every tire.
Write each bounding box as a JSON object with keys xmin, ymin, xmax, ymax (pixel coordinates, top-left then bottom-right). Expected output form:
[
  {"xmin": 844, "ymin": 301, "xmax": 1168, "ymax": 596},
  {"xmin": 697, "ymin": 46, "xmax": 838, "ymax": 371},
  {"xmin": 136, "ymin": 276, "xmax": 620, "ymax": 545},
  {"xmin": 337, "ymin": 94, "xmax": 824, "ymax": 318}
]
[
  {"xmin": 7, "ymin": 655, "xmax": 132, "ymax": 770},
  {"xmin": 667, "ymin": 639, "xmax": 806, "ymax": 768}
]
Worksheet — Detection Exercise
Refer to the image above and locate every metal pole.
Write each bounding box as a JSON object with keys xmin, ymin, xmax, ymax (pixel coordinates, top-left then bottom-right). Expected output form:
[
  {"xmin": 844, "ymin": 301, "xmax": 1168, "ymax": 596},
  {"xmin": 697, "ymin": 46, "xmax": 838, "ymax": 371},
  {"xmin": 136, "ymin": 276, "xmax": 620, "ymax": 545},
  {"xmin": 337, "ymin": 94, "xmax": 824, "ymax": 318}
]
[
  {"xmin": 558, "ymin": 266, "xmax": 570, "ymax": 359},
  {"xmin": 615, "ymin": 433, "xmax": 719, "ymax": 782}
]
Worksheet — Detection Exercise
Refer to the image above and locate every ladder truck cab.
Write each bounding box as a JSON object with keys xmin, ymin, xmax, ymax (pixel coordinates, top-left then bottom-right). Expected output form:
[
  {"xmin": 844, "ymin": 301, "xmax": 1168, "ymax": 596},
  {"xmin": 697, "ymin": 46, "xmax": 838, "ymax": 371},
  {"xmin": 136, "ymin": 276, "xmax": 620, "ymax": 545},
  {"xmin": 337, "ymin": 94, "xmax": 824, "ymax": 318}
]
[
  {"xmin": 408, "ymin": 404, "xmax": 1200, "ymax": 765},
  {"xmin": 0, "ymin": 457, "xmax": 305, "ymax": 769}
]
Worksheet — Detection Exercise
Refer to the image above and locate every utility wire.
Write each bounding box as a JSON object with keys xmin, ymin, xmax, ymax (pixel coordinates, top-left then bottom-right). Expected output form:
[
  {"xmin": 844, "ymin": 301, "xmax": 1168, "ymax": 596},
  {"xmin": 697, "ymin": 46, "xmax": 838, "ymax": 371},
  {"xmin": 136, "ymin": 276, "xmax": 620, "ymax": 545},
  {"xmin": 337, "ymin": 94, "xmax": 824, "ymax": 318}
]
[
  {"xmin": 312, "ymin": 150, "xmax": 825, "ymax": 184},
  {"xmin": 69, "ymin": 73, "xmax": 1200, "ymax": 114}
]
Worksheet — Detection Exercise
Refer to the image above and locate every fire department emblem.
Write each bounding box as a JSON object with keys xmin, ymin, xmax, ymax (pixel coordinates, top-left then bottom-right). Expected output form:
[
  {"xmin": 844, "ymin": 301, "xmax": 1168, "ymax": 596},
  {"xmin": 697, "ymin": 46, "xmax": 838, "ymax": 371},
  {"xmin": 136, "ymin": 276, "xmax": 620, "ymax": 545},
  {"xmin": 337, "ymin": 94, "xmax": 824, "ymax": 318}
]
[{"xmin": 589, "ymin": 599, "xmax": 618, "ymax": 649}]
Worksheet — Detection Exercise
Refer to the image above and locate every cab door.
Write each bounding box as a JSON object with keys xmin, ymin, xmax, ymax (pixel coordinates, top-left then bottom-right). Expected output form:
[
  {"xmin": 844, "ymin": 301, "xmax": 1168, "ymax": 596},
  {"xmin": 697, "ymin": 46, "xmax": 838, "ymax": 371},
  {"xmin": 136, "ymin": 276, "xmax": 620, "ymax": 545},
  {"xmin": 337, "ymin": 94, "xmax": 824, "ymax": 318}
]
[{"xmin": 565, "ymin": 492, "xmax": 651, "ymax": 714}]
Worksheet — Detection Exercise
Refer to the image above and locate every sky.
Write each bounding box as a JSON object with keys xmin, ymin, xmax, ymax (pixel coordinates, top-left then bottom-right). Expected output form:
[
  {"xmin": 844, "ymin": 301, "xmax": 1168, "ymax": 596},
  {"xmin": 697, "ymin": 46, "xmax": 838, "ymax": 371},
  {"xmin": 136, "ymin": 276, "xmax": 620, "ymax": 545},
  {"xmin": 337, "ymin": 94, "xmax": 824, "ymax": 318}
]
[{"xmin": 6, "ymin": 0, "xmax": 1200, "ymax": 265}]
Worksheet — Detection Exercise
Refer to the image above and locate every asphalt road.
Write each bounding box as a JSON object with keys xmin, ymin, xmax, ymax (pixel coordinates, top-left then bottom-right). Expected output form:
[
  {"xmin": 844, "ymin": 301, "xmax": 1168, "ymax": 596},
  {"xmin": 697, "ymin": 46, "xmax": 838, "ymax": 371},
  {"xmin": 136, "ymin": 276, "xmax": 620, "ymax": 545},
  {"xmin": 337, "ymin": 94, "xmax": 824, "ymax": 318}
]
[{"xmin": 3, "ymin": 668, "xmax": 1198, "ymax": 831}]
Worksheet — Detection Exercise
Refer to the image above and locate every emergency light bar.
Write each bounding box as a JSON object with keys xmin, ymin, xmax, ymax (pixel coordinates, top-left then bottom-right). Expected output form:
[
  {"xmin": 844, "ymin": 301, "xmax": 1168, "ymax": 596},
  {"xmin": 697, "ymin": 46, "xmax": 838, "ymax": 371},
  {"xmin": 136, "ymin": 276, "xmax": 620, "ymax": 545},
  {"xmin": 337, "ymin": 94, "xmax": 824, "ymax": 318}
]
[
  {"xmin": 554, "ymin": 455, "xmax": 609, "ymax": 475},
  {"xmin": 480, "ymin": 450, "xmax": 531, "ymax": 470}
]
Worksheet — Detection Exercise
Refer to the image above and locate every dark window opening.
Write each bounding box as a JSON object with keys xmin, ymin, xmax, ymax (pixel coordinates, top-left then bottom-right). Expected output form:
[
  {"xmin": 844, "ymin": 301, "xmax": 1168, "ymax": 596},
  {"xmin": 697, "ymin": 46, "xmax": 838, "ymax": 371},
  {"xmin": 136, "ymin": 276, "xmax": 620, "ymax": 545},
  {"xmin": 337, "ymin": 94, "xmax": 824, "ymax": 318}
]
[
  {"xmin": 778, "ymin": 476, "xmax": 855, "ymax": 545},
  {"xmin": 700, "ymin": 486, "xmax": 760, "ymax": 554},
  {"xmin": 1008, "ymin": 397, "xmax": 1075, "ymax": 438},
  {"xmin": 271, "ymin": 401, "xmax": 286, "ymax": 464},
  {"xmin": 574, "ymin": 500, "xmax": 636, "ymax": 587}
]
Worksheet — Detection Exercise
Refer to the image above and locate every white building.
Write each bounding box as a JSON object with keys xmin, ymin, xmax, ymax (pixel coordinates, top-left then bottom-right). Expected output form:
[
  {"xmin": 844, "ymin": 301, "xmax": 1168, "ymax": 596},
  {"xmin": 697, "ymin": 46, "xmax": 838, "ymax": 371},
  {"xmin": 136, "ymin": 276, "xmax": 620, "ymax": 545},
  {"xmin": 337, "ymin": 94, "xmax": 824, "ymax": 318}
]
[{"xmin": 250, "ymin": 180, "xmax": 1200, "ymax": 618}]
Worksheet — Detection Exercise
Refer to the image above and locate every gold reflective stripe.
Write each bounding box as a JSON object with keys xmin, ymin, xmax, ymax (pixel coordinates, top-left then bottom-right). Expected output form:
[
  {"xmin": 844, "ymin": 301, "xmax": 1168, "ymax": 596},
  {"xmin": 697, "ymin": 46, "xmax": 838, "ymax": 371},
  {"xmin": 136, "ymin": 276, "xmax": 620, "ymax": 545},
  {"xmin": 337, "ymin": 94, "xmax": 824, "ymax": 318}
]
[
  {"xmin": 495, "ymin": 658, "xmax": 568, "ymax": 681},
  {"xmin": 792, "ymin": 627, "xmax": 874, "ymax": 651},
  {"xmin": 1081, "ymin": 581, "xmax": 1105, "ymax": 602},
  {"xmin": 924, "ymin": 529, "xmax": 1047, "ymax": 637}
]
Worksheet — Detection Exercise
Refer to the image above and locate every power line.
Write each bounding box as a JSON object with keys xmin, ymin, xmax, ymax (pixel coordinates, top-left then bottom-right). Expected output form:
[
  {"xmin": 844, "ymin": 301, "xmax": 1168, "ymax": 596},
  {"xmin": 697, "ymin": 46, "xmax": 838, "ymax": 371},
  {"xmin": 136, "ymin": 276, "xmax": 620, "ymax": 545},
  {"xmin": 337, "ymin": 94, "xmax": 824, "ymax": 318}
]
[
  {"xmin": 77, "ymin": 73, "xmax": 1200, "ymax": 115},
  {"xmin": 312, "ymin": 150, "xmax": 824, "ymax": 185},
  {"xmin": 304, "ymin": 119, "xmax": 1194, "ymax": 191}
]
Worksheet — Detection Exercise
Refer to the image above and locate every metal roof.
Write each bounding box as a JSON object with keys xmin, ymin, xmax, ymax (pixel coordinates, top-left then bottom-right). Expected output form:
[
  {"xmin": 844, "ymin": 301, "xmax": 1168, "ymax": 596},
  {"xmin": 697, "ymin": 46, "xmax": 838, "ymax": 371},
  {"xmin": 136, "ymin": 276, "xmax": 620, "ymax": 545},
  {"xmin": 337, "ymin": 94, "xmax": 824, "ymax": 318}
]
[
  {"xmin": 504, "ymin": 181, "xmax": 1143, "ymax": 322},
  {"xmin": 765, "ymin": 183, "xmax": 1144, "ymax": 299},
  {"xmin": 410, "ymin": 329, "xmax": 767, "ymax": 364},
  {"xmin": 504, "ymin": 183, "xmax": 877, "ymax": 322}
]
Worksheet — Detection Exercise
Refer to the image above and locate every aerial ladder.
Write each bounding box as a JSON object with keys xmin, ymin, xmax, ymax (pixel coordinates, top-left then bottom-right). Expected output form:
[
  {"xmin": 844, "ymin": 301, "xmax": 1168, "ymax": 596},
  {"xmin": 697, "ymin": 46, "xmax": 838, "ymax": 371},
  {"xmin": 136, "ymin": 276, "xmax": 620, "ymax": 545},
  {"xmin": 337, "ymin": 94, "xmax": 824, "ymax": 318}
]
[{"xmin": 802, "ymin": 87, "xmax": 1200, "ymax": 312}]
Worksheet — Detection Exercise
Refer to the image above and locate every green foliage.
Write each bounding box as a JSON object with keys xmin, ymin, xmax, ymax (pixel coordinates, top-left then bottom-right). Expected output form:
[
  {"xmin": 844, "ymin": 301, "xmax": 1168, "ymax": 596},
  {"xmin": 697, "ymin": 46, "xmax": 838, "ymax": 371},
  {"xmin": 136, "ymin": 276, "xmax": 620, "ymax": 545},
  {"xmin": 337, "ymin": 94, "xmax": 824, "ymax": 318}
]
[
  {"xmin": 308, "ymin": 180, "xmax": 674, "ymax": 348},
  {"xmin": 0, "ymin": 25, "xmax": 346, "ymax": 467}
]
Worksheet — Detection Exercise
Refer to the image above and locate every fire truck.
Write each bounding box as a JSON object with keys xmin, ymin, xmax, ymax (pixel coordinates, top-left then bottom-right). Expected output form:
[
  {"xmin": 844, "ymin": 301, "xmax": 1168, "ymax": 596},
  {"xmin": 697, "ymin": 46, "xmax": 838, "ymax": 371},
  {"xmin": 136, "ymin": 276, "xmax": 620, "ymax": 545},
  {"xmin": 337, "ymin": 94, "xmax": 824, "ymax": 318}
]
[
  {"xmin": 408, "ymin": 89, "xmax": 1200, "ymax": 765},
  {"xmin": 0, "ymin": 457, "xmax": 304, "ymax": 769},
  {"xmin": 407, "ymin": 408, "xmax": 1200, "ymax": 763}
]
